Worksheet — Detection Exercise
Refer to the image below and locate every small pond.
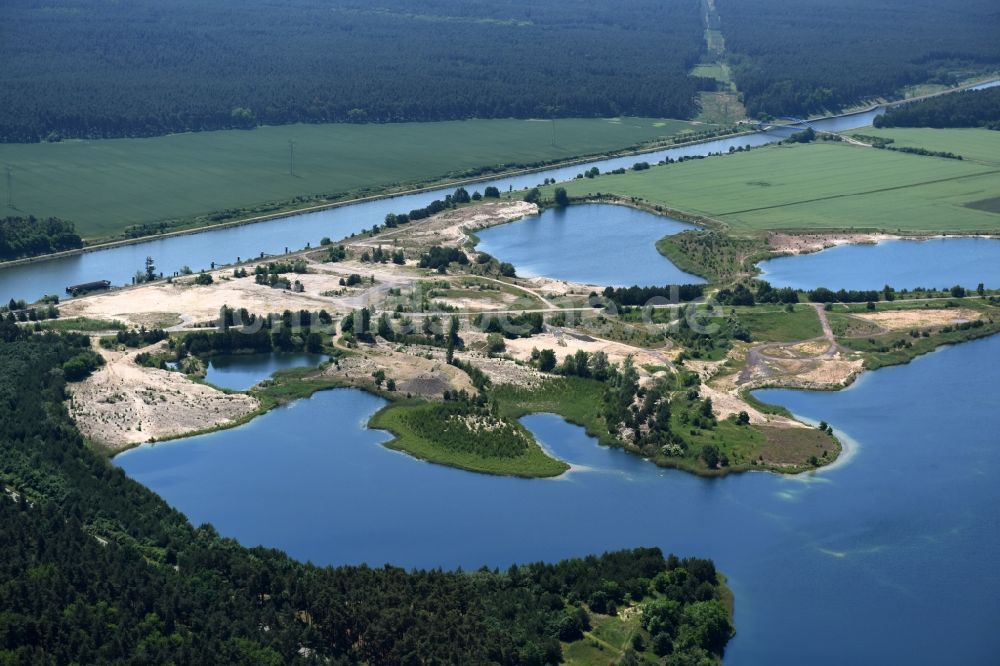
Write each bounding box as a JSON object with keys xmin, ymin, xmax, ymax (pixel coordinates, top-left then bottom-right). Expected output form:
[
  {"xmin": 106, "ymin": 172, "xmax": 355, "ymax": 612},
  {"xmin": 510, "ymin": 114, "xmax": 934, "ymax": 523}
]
[{"xmin": 202, "ymin": 352, "xmax": 328, "ymax": 391}]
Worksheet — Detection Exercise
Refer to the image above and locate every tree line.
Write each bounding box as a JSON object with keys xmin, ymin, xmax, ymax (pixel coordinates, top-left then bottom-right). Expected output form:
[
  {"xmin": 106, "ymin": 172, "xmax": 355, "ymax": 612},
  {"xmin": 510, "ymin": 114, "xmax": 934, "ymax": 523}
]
[
  {"xmin": 874, "ymin": 86, "xmax": 1000, "ymax": 130},
  {"xmin": 602, "ymin": 284, "xmax": 705, "ymax": 306},
  {"xmin": 180, "ymin": 308, "xmax": 330, "ymax": 355},
  {"xmin": 0, "ymin": 217, "xmax": 82, "ymax": 261}
]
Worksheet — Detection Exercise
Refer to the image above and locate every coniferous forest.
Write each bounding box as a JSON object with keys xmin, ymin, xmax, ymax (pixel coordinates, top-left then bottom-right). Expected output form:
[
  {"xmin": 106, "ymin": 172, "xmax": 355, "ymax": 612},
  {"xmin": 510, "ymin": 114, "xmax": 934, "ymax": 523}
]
[
  {"xmin": 874, "ymin": 86, "xmax": 1000, "ymax": 130},
  {"xmin": 2, "ymin": 0, "xmax": 996, "ymax": 141},
  {"xmin": 719, "ymin": 0, "xmax": 1000, "ymax": 118},
  {"xmin": 0, "ymin": 0, "xmax": 708, "ymax": 142}
]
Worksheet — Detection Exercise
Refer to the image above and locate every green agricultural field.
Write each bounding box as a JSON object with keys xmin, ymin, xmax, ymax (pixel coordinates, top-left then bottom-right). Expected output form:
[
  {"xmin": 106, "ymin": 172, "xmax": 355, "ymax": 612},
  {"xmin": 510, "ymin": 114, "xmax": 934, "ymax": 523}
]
[
  {"xmin": 0, "ymin": 117, "xmax": 705, "ymax": 240},
  {"xmin": 850, "ymin": 126, "xmax": 1000, "ymax": 166},
  {"xmin": 549, "ymin": 141, "xmax": 1000, "ymax": 233}
]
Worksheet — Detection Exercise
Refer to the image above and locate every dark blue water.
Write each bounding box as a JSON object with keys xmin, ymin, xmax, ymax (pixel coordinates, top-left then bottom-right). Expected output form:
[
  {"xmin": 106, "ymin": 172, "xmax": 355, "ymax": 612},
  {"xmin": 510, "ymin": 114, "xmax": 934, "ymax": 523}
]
[
  {"xmin": 202, "ymin": 353, "xmax": 328, "ymax": 391},
  {"xmin": 0, "ymin": 107, "xmax": 889, "ymax": 304},
  {"xmin": 759, "ymin": 237, "xmax": 1000, "ymax": 291},
  {"xmin": 475, "ymin": 204, "xmax": 704, "ymax": 286},
  {"xmin": 116, "ymin": 333, "xmax": 1000, "ymax": 665}
]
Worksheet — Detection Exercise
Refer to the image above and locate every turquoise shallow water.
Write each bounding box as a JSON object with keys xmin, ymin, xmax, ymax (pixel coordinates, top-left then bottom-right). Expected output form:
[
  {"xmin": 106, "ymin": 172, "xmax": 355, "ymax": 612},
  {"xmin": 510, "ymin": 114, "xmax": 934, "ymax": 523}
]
[
  {"xmin": 758, "ymin": 237, "xmax": 1000, "ymax": 291},
  {"xmin": 475, "ymin": 204, "xmax": 704, "ymax": 286},
  {"xmin": 117, "ymin": 333, "xmax": 1000, "ymax": 665}
]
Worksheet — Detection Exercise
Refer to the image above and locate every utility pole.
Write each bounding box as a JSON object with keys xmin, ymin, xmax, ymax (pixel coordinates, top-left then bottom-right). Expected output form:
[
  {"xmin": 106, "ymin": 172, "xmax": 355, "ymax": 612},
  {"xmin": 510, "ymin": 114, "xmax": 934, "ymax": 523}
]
[
  {"xmin": 5, "ymin": 167, "xmax": 12, "ymax": 209},
  {"xmin": 551, "ymin": 119, "xmax": 556, "ymax": 147},
  {"xmin": 288, "ymin": 139, "xmax": 296, "ymax": 177}
]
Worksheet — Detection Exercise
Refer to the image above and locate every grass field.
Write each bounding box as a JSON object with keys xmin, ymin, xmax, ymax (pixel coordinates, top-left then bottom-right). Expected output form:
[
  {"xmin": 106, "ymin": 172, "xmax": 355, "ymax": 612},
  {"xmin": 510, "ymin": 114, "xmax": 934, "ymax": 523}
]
[
  {"xmin": 851, "ymin": 126, "xmax": 1000, "ymax": 166},
  {"xmin": 0, "ymin": 117, "xmax": 706, "ymax": 240},
  {"xmin": 549, "ymin": 141, "xmax": 1000, "ymax": 232},
  {"xmin": 691, "ymin": 63, "xmax": 727, "ymax": 82},
  {"xmin": 735, "ymin": 306, "xmax": 824, "ymax": 342}
]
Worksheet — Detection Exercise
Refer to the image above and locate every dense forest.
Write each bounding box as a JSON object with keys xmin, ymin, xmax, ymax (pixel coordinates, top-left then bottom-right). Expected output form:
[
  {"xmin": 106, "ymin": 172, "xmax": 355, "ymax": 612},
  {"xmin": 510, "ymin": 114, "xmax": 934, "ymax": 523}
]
[
  {"xmin": 0, "ymin": 217, "xmax": 82, "ymax": 261},
  {"xmin": 0, "ymin": 325, "xmax": 732, "ymax": 663},
  {"xmin": 0, "ymin": 0, "xmax": 709, "ymax": 142},
  {"xmin": 874, "ymin": 86, "xmax": 1000, "ymax": 130},
  {"xmin": 718, "ymin": 0, "xmax": 1000, "ymax": 117}
]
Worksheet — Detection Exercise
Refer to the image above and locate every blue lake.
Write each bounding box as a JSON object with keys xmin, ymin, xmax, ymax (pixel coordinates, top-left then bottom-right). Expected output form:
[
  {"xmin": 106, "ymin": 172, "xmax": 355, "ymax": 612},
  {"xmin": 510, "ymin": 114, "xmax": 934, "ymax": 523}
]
[
  {"xmin": 116, "ymin": 333, "xmax": 1000, "ymax": 665},
  {"xmin": 475, "ymin": 204, "xmax": 704, "ymax": 286},
  {"xmin": 202, "ymin": 352, "xmax": 328, "ymax": 391},
  {"xmin": 758, "ymin": 237, "xmax": 1000, "ymax": 291}
]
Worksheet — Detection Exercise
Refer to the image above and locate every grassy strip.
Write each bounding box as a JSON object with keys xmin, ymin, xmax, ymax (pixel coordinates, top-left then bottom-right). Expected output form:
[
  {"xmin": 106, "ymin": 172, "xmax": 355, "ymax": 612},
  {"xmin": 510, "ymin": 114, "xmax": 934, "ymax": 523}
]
[
  {"xmin": 835, "ymin": 297, "xmax": 993, "ymax": 313},
  {"xmin": 33, "ymin": 317, "xmax": 126, "ymax": 332},
  {"xmin": 843, "ymin": 319, "xmax": 1000, "ymax": 370},
  {"xmin": 368, "ymin": 402, "xmax": 568, "ymax": 478},
  {"xmin": 738, "ymin": 390, "xmax": 795, "ymax": 419}
]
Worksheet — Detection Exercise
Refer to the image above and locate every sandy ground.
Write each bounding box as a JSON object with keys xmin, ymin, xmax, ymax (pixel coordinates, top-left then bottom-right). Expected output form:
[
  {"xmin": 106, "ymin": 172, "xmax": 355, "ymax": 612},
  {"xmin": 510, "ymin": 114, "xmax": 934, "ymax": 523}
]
[
  {"xmin": 321, "ymin": 344, "xmax": 474, "ymax": 398},
  {"xmin": 457, "ymin": 352, "xmax": 543, "ymax": 388},
  {"xmin": 501, "ymin": 330, "xmax": 667, "ymax": 368},
  {"xmin": 361, "ymin": 200, "xmax": 537, "ymax": 249},
  {"xmin": 67, "ymin": 343, "xmax": 258, "ymax": 450},
  {"xmin": 435, "ymin": 291, "xmax": 521, "ymax": 311},
  {"xmin": 59, "ymin": 201, "xmax": 543, "ymax": 329},
  {"xmin": 738, "ymin": 346, "xmax": 863, "ymax": 391},
  {"xmin": 59, "ymin": 261, "xmax": 434, "ymax": 329},
  {"xmin": 687, "ymin": 355, "xmax": 803, "ymax": 428},
  {"xmin": 768, "ymin": 232, "xmax": 900, "ymax": 255},
  {"xmin": 853, "ymin": 307, "xmax": 982, "ymax": 330},
  {"xmin": 61, "ymin": 274, "xmax": 347, "ymax": 328},
  {"xmin": 768, "ymin": 232, "xmax": 1000, "ymax": 256}
]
